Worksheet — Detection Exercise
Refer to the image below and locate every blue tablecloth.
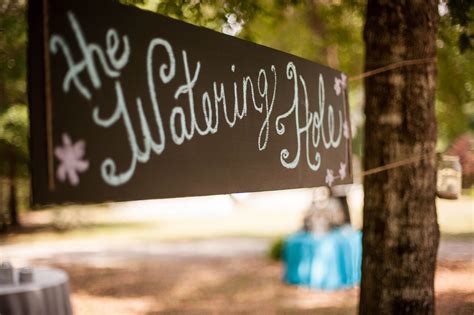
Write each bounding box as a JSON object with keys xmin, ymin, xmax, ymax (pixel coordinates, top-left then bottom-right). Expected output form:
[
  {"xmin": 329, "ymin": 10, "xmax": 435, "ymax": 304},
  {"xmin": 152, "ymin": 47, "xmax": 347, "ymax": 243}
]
[{"xmin": 283, "ymin": 225, "xmax": 362, "ymax": 290}]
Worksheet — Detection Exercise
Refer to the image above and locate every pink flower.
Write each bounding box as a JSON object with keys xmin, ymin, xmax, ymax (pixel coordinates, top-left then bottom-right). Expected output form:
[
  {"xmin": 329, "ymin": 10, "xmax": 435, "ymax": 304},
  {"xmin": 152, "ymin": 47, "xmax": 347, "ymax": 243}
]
[{"xmin": 54, "ymin": 133, "xmax": 89, "ymax": 186}]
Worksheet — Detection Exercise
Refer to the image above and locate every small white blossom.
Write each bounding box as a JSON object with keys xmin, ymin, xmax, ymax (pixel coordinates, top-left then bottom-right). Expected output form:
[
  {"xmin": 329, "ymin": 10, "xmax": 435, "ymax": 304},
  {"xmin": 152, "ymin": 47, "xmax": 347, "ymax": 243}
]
[
  {"xmin": 325, "ymin": 169, "xmax": 336, "ymax": 187},
  {"xmin": 341, "ymin": 73, "xmax": 347, "ymax": 87},
  {"xmin": 343, "ymin": 121, "xmax": 350, "ymax": 139},
  {"xmin": 54, "ymin": 133, "xmax": 89, "ymax": 186},
  {"xmin": 334, "ymin": 78, "xmax": 342, "ymax": 96},
  {"xmin": 333, "ymin": 74, "xmax": 348, "ymax": 96},
  {"xmin": 339, "ymin": 162, "xmax": 347, "ymax": 180}
]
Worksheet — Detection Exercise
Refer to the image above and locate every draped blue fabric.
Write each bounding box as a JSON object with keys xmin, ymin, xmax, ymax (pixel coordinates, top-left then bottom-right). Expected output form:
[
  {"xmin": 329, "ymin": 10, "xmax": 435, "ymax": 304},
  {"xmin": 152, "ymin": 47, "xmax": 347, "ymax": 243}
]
[{"xmin": 283, "ymin": 225, "xmax": 362, "ymax": 290}]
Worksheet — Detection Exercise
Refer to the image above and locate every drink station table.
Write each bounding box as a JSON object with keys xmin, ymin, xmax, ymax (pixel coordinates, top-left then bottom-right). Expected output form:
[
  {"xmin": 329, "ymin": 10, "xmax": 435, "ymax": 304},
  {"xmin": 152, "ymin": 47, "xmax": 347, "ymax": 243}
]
[{"xmin": 284, "ymin": 225, "xmax": 362, "ymax": 290}]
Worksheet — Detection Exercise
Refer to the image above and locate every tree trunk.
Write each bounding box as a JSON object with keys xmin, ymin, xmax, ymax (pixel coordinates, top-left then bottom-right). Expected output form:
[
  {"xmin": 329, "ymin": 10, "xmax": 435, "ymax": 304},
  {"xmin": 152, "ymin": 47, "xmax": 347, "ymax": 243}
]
[
  {"xmin": 8, "ymin": 153, "xmax": 19, "ymax": 227},
  {"xmin": 0, "ymin": 177, "xmax": 6, "ymax": 233},
  {"xmin": 359, "ymin": 1, "xmax": 439, "ymax": 314}
]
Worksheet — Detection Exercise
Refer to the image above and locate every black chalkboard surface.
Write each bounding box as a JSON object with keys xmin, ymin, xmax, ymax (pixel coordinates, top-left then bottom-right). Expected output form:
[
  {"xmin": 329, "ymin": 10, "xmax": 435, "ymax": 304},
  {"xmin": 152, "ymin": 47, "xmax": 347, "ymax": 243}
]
[{"xmin": 28, "ymin": 0, "xmax": 352, "ymax": 206}]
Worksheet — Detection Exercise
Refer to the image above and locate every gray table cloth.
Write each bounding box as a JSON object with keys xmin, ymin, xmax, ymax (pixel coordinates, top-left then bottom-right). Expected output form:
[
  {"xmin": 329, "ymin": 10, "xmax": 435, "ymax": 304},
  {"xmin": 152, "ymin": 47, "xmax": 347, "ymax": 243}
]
[{"xmin": 0, "ymin": 267, "xmax": 72, "ymax": 315}]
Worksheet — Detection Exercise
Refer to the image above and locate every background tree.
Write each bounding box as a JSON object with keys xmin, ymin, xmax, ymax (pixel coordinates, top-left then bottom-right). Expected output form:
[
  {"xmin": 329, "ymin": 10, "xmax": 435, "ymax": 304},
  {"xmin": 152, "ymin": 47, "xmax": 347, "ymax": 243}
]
[
  {"xmin": 0, "ymin": 0, "xmax": 28, "ymax": 230},
  {"xmin": 0, "ymin": 104, "xmax": 29, "ymax": 228},
  {"xmin": 436, "ymin": 1, "xmax": 474, "ymax": 150}
]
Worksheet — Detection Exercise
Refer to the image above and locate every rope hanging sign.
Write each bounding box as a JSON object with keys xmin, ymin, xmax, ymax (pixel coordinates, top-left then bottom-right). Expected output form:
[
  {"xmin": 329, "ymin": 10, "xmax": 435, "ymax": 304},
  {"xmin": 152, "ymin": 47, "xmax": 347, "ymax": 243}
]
[{"xmin": 28, "ymin": 0, "xmax": 353, "ymax": 206}]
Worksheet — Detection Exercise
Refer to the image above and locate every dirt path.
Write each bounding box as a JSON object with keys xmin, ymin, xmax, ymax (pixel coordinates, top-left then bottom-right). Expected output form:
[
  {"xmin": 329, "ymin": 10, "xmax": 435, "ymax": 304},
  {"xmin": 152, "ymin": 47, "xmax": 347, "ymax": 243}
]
[
  {"xmin": 3, "ymin": 237, "xmax": 472, "ymax": 267},
  {"xmin": 2, "ymin": 238, "xmax": 270, "ymax": 267},
  {"xmin": 2, "ymin": 234, "xmax": 473, "ymax": 314},
  {"xmin": 438, "ymin": 239, "xmax": 474, "ymax": 261},
  {"xmin": 44, "ymin": 258, "xmax": 473, "ymax": 315}
]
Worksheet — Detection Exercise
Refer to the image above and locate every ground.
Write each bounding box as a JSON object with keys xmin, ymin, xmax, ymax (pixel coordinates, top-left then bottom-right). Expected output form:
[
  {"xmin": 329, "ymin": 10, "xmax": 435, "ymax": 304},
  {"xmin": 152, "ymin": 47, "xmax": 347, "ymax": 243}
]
[
  {"xmin": 39, "ymin": 258, "xmax": 470, "ymax": 315},
  {"xmin": 1, "ymin": 189, "xmax": 473, "ymax": 314}
]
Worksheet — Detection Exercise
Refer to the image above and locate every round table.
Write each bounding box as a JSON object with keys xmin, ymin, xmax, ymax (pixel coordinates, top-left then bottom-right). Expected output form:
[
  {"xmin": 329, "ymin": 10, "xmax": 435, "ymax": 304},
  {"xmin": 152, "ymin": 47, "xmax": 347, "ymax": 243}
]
[
  {"xmin": 283, "ymin": 225, "xmax": 362, "ymax": 290},
  {"xmin": 0, "ymin": 267, "xmax": 73, "ymax": 315}
]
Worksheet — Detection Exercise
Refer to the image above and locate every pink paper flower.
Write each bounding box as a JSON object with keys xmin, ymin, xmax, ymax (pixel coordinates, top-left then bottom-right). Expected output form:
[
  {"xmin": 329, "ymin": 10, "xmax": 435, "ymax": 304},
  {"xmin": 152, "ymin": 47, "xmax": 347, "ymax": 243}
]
[{"xmin": 54, "ymin": 133, "xmax": 89, "ymax": 186}]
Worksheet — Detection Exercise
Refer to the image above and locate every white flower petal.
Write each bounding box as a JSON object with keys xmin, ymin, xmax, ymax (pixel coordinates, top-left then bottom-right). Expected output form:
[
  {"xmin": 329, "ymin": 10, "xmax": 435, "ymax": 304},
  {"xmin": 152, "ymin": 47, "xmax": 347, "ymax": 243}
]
[
  {"xmin": 325, "ymin": 169, "xmax": 335, "ymax": 187},
  {"xmin": 339, "ymin": 162, "xmax": 347, "ymax": 180},
  {"xmin": 62, "ymin": 133, "xmax": 72, "ymax": 147},
  {"xmin": 333, "ymin": 78, "xmax": 342, "ymax": 96},
  {"xmin": 343, "ymin": 121, "xmax": 350, "ymax": 139},
  {"xmin": 341, "ymin": 73, "xmax": 347, "ymax": 87},
  {"xmin": 57, "ymin": 164, "xmax": 67, "ymax": 182},
  {"xmin": 68, "ymin": 169, "xmax": 79, "ymax": 186},
  {"xmin": 74, "ymin": 159, "xmax": 89, "ymax": 172},
  {"xmin": 73, "ymin": 140, "xmax": 86, "ymax": 158},
  {"xmin": 54, "ymin": 147, "xmax": 66, "ymax": 160}
]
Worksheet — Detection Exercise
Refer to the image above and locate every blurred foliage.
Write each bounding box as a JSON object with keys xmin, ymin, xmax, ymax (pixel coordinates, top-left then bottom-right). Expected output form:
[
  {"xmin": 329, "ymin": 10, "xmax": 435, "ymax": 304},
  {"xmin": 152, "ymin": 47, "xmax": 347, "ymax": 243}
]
[
  {"xmin": 0, "ymin": 0, "xmax": 27, "ymax": 107},
  {"xmin": 244, "ymin": 0, "xmax": 365, "ymax": 76},
  {"xmin": 446, "ymin": 133, "xmax": 474, "ymax": 188},
  {"xmin": 0, "ymin": 0, "xmax": 29, "ymax": 177},
  {"xmin": 1, "ymin": 0, "xmax": 29, "ymax": 227},
  {"xmin": 131, "ymin": 0, "xmax": 366, "ymax": 82},
  {"xmin": 268, "ymin": 237, "xmax": 284, "ymax": 261},
  {"xmin": 0, "ymin": 177, "xmax": 29, "ymax": 213},
  {"xmin": 446, "ymin": 0, "xmax": 474, "ymax": 52},
  {"xmin": 0, "ymin": 104, "xmax": 29, "ymax": 161},
  {"xmin": 437, "ymin": 2, "xmax": 474, "ymax": 149},
  {"xmin": 123, "ymin": 0, "xmax": 262, "ymax": 36}
]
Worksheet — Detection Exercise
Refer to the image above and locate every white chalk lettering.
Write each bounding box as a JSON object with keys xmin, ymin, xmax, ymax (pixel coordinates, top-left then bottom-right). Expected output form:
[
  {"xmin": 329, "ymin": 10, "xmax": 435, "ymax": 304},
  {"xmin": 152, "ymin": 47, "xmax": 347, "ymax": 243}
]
[
  {"xmin": 275, "ymin": 64, "xmax": 344, "ymax": 170},
  {"xmin": 50, "ymin": 12, "xmax": 347, "ymax": 186}
]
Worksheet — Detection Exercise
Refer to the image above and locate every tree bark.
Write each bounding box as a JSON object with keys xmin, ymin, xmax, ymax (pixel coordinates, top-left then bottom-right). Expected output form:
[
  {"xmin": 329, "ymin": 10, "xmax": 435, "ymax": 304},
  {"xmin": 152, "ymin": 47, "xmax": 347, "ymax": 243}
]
[
  {"xmin": 0, "ymin": 177, "xmax": 6, "ymax": 233},
  {"xmin": 360, "ymin": 1, "xmax": 439, "ymax": 314}
]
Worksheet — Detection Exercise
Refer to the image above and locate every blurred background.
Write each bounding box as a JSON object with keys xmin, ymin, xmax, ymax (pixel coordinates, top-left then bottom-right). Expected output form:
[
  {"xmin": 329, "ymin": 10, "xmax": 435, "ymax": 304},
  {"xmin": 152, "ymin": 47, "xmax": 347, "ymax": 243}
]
[{"xmin": 0, "ymin": 0, "xmax": 473, "ymax": 314}]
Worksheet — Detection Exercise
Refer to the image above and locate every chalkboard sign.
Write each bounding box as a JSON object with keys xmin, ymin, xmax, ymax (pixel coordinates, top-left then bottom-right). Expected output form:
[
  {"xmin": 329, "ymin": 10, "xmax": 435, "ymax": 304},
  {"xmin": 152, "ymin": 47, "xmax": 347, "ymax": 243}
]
[{"xmin": 28, "ymin": 0, "xmax": 353, "ymax": 206}]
